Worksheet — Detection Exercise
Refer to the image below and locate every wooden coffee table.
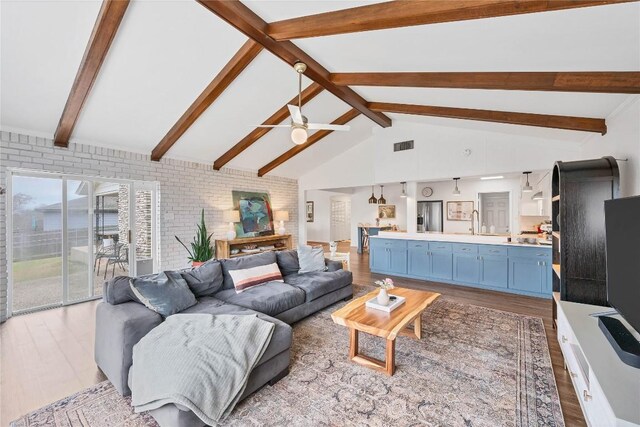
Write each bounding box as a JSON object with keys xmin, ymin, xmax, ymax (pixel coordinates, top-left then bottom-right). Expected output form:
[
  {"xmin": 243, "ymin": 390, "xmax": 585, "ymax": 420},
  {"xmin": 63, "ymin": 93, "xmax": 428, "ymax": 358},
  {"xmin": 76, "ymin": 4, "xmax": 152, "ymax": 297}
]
[{"xmin": 331, "ymin": 287, "xmax": 440, "ymax": 376}]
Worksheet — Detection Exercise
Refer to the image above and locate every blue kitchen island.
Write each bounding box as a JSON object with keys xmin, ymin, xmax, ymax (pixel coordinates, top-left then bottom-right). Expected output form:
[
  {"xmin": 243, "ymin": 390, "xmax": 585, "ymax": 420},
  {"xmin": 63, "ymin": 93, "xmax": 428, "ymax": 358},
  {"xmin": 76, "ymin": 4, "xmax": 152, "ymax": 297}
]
[{"xmin": 370, "ymin": 232, "xmax": 552, "ymax": 298}]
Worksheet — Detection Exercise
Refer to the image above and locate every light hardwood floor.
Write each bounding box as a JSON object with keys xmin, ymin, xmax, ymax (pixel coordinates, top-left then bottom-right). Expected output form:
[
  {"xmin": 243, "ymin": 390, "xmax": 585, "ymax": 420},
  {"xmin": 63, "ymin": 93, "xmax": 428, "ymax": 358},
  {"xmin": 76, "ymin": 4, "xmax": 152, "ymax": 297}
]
[{"xmin": 1, "ymin": 243, "xmax": 586, "ymax": 426}]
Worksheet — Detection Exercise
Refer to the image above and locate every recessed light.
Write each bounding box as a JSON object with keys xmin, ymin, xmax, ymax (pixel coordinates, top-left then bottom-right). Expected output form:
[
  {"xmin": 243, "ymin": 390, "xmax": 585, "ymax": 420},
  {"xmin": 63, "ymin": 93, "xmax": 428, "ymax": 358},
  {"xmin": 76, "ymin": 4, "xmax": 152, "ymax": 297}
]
[{"xmin": 480, "ymin": 176, "xmax": 504, "ymax": 180}]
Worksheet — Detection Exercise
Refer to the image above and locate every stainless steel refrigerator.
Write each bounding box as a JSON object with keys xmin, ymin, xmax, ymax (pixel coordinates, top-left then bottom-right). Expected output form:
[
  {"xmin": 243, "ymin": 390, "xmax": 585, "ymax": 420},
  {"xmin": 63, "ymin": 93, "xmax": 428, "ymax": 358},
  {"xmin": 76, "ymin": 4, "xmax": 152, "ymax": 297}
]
[{"xmin": 417, "ymin": 201, "xmax": 443, "ymax": 232}]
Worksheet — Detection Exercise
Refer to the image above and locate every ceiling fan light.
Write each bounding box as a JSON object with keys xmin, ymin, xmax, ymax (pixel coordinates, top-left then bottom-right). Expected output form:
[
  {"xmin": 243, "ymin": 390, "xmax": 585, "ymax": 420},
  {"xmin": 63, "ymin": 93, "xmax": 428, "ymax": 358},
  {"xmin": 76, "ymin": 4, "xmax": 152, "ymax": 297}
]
[{"xmin": 291, "ymin": 127, "xmax": 307, "ymax": 145}]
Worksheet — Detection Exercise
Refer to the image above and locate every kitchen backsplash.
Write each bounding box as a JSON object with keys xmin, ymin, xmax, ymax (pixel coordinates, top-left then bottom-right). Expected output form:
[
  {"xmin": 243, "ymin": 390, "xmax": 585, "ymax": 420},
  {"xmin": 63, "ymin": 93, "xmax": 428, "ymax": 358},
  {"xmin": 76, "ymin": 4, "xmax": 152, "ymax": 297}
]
[{"xmin": 520, "ymin": 215, "xmax": 550, "ymax": 232}]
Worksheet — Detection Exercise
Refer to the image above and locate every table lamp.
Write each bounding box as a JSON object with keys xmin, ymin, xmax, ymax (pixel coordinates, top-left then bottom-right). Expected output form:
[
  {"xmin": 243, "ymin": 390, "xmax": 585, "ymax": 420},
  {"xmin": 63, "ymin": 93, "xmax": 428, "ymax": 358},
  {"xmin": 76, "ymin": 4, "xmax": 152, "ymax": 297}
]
[
  {"xmin": 274, "ymin": 210, "xmax": 289, "ymax": 235},
  {"xmin": 223, "ymin": 210, "xmax": 240, "ymax": 240}
]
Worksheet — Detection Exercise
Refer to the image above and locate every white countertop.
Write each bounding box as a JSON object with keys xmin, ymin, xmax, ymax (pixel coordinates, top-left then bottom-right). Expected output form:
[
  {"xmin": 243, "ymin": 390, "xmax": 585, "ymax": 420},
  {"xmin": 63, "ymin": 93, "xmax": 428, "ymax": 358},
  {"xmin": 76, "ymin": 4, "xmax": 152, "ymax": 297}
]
[{"xmin": 372, "ymin": 231, "xmax": 551, "ymax": 248}]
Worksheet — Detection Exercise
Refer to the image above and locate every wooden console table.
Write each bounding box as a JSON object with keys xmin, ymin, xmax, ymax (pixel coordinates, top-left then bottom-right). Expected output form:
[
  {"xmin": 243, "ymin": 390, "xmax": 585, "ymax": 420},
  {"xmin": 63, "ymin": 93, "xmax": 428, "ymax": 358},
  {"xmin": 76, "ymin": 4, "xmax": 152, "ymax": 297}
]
[{"xmin": 215, "ymin": 234, "xmax": 292, "ymax": 259}]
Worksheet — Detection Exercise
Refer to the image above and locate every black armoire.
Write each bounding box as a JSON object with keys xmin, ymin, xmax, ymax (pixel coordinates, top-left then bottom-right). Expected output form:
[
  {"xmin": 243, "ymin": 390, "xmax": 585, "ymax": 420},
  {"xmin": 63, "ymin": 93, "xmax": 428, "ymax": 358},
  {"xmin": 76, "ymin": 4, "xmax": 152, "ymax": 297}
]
[{"xmin": 552, "ymin": 156, "xmax": 620, "ymax": 309}]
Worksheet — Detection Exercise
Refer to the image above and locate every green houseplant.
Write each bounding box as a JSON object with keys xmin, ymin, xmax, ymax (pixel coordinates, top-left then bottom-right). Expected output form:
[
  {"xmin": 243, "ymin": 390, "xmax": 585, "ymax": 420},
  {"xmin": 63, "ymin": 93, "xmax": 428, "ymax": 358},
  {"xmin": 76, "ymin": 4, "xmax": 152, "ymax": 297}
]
[{"xmin": 175, "ymin": 209, "xmax": 214, "ymax": 267}]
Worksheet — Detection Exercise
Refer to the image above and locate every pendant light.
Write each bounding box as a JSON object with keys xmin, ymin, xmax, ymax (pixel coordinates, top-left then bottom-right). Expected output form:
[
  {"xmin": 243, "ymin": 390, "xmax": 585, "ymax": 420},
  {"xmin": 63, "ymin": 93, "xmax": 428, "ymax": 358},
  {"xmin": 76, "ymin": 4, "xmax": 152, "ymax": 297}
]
[
  {"xmin": 522, "ymin": 172, "xmax": 533, "ymax": 193},
  {"xmin": 400, "ymin": 182, "xmax": 407, "ymax": 198},
  {"xmin": 368, "ymin": 185, "xmax": 378, "ymax": 204},
  {"xmin": 452, "ymin": 178, "xmax": 461, "ymax": 196},
  {"xmin": 378, "ymin": 185, "xmax": 386, "ymax": 204}
]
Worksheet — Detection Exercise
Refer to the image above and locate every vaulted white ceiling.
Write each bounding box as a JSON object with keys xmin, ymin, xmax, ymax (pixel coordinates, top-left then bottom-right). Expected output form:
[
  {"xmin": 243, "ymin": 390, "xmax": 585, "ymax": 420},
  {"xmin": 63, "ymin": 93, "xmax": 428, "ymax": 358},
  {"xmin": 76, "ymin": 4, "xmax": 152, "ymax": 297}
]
[{"xmin": 1, "ymin": 0, "xmax": 638, "ymax": 179}]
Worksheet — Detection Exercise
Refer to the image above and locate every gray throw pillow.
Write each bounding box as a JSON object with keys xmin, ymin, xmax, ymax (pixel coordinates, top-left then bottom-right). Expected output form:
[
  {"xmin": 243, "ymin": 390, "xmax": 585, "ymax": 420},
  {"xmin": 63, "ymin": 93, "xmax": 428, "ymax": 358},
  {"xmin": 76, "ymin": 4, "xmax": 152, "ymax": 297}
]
[
  {"xmin": 297, "ymin": 245, "xmax": 326, "ymax": 274},
  {"xmin": 130, "ymin": 271, "xmax": 197, "ymax": 317},
  {"xmin": 180, "ymin": 260, "xmax": 224, "ymax": 297}
]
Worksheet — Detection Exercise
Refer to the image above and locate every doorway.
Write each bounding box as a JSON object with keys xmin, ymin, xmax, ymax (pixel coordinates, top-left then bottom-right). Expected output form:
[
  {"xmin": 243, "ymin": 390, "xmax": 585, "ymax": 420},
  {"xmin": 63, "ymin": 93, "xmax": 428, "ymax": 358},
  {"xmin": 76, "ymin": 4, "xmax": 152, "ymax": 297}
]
[
  {"xmin": 479, "ymin": 191, "xmax": 510, "ymax": 234},
  {"xmin": 7, "ymin": 170, "xmax": 158, "ymax": 316},
  {"xmin": 330, "ymin": 196, "xmax": 351, "ymax": 242}
]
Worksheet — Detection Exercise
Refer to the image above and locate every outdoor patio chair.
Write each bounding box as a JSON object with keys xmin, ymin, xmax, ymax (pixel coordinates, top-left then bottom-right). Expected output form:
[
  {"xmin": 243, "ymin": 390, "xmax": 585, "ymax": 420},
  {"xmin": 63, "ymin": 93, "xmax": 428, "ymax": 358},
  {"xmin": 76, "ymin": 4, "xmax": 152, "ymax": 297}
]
[
  {"xmin": 103, "ymin": 243, "xmax": 128, "ymax": 279},
  {"xmin": 94, "ymin": 238, "xmax": 115, "ymax": 276}
]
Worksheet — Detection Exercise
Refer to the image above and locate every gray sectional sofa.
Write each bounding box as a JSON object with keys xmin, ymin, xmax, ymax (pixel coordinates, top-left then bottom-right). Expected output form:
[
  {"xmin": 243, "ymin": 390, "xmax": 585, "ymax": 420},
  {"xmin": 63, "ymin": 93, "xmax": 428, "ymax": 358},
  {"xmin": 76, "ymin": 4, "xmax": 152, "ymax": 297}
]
[{"xmin": 95, "ymin": 249, "xmax": 353, "ymax": 427}]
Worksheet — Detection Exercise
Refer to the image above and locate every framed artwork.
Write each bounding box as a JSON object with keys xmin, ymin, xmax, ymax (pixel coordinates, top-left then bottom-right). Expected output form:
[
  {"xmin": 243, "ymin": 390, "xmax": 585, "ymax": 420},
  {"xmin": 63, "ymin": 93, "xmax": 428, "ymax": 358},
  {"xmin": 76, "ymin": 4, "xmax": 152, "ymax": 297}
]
[
  {"xmin": 447, "ymin": 201, "xmax": 474, "ymax": 221},
  {"xmin": 378, "ymin": 204, "xmax": 396, "ymax": 219},
  {"xmin": 306, "ymin": 201, "xmax": 314, "ymax": 222},
  {"xmin": 232, "ymin": 190, "xmax": 274, "ymax": 237}
]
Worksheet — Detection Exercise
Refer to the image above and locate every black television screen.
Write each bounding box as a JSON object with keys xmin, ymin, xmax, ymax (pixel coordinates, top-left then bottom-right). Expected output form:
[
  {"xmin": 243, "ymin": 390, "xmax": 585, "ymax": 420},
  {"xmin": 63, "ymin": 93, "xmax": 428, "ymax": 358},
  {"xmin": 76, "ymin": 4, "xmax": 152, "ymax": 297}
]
[{"xmin": 604, "ymin": 196, "xmax": 640, "ymax": 334}]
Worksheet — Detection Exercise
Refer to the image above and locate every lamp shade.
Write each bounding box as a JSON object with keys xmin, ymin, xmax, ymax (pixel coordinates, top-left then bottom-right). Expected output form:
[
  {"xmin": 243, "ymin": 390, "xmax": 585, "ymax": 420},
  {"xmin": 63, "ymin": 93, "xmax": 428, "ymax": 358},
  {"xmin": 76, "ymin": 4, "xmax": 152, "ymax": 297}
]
[
  {"xmin": 223, "ymin": 210, "xmax": 240, "ymax": 223},
  {"xmin": 274, "ymin": 210, "xmax": 289, "ymax": 222}
]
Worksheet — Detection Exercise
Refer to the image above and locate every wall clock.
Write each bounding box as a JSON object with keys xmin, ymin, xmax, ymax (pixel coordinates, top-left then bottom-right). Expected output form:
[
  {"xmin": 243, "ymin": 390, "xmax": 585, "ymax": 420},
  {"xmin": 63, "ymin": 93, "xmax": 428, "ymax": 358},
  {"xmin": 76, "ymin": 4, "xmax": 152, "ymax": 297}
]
[{"xmin": 422, "ymin": 187, "xmax": 433, "ymax": 197}]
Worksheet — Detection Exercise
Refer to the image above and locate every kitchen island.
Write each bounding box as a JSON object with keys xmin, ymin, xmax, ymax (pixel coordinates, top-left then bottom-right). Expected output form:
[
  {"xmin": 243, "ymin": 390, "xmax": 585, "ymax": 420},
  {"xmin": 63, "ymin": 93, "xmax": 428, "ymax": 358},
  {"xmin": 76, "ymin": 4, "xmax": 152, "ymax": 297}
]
[{"xmin": 370, "ymin": 232, "xmax": 552, "ymax": 298}]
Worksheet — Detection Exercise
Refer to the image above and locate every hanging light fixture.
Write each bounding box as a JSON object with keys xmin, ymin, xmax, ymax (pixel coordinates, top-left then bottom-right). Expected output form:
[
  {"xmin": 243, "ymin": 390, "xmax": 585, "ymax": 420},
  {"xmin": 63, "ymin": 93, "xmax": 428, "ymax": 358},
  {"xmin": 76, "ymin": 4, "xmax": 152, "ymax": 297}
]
[
  {"xmin": 400, "ymin": 182, "xmax": 407, "ymax": 198},
  {"xmin": 452, "ymin": 178, "xmax": 461, "ymax": 196},
  {"xmin": 378, "ymin": 185, "xmax": 386, "ymax": 204},
  {"xmin": 522, "ymin": 172, "xmax": 533, "ymax": 193},
  {"xmin": 368, "ymin": 185, "xmax": 378, "ymax": 204}
]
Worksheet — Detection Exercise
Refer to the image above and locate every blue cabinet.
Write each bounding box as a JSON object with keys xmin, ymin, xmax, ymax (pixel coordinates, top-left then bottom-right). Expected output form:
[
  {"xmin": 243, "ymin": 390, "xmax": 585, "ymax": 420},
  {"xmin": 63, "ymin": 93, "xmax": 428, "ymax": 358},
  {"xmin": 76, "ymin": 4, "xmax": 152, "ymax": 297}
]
[
  {"xmin": 479, "ymin": 255, "xmax": 508, "ymax": 288},
  {"xmin": 370, "ymin": 239, "xmax": 407, "ymax": 275},
  {"xmin": 408, "ymin": 243, "xmax": 453, "ymax": 280},
  {"xmin": 370, "ymin": 237, "xmax": 552, "ymax": 298},
  {"xmin": 431, "ymin": 251, "xmax": 453, "ymax": 280},
  {"xmin": 389, "ymin": 248, "xmax": 408, "ymax": 275},
  {"xmin": 509, "ymin": 257, "xmax": 550, "ymax": 293},
  {"xmin": 408, "ymin": 246, "xmax": 430, "ymax": 278},
  {"xmin": 453, "ymin": 254, "xmax": 480, "ymax": 283}
]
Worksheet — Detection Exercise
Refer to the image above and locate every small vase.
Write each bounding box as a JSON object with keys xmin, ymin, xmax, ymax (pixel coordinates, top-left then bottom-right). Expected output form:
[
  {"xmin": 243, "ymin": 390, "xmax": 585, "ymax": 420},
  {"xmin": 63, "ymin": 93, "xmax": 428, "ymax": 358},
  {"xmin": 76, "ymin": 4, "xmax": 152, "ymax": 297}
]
[{"xmin": 377, "ymin": 288, "xmax": 390, "ymax": 306}]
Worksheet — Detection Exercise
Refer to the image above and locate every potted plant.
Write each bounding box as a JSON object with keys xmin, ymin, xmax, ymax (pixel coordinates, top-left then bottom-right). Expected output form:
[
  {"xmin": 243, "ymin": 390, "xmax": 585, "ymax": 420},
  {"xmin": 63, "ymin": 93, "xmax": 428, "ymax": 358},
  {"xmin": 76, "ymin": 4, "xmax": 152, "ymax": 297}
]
[
  {"xmin": 374, "ymin": 278, "xmax": 394, "ymax": 306},
  {"xmin": 175, "ymin": 209, "xmax": 214, "ymax": 267}
]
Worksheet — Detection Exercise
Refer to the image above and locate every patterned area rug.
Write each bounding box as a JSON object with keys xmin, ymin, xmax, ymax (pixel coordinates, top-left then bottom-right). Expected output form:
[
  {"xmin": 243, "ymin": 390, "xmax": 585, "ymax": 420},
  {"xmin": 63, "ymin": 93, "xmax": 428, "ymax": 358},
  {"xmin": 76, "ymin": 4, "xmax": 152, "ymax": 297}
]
[{"xmin": 12, "ymin": 295, "xmax": 564, "ymax": 427}]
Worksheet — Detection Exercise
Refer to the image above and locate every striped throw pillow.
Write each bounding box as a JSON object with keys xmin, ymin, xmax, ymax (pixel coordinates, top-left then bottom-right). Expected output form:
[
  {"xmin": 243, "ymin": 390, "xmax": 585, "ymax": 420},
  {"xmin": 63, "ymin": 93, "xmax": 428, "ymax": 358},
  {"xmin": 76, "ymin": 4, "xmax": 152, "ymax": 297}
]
[{"xmin": 228, "ymin": 262, "xmax": 283, "ymax": 294}]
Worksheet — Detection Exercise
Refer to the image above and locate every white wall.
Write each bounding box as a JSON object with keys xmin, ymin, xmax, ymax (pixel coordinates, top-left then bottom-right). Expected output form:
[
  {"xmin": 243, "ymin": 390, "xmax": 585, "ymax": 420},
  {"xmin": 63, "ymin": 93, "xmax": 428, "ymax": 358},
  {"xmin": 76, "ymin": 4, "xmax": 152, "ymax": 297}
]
[
  {"xmin": 417, "ymin": 177, "xmax": 531, "ymax": 234},
  {"xmin": 305, "ymin": 189, "xmax": 346, "ymax": 242},
  {"xmin": 299, "ymin": 118, "xmax": 584, "ymax": 191},
  {"xmin": 580, "ymin": 96, "xmax": 640, "ymax": 197},
  {"xmin": 349, "ymin": 184, "xmax": 407, "ymax": 245},
  {"xmin": 0, "ymin": 131, "xmax": 299, "ymax": 322}
]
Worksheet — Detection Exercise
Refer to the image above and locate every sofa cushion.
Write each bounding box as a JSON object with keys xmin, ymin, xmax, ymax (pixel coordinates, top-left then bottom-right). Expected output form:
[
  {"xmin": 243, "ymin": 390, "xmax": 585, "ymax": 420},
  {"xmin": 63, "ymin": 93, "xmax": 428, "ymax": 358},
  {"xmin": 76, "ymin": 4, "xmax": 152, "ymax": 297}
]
[
  {"xmin": 228, "ymin": 262, "xmax": 283, "ymax": 293},
  {"xmin": 275, "ymin": 250, "xmax": 300, "ymax": 276},
  {"xmin": 220, "ymin": 251, "xmax": 277, "ymax": 290},
  {"xmin": 284, "ymin": 270, "xmax": 353, "ymax": 302},
  {"xmin": 129, "ymin": 271, "xmax": 197, "ymax": 317},
  {"xmin": 215, "ymin": 282, "xmax": 305, "ymax": 316},
  {"xmin": 297, "ymin": 245, "xmax": 326, "ymax": 274},
  {"xmin": 180, "ymin": 260, "xmax": 224, "ymax": 297},
  {"xmin": 182, "ymin": 301, "xmax": 292, "ymax": 363},
  {"xmin": 179, "ymin": 296, "xmax": 226, "ymax": 314},
  {"xmin": 103, "ymin": 275, "xmax": 142, "ymax": 305}
]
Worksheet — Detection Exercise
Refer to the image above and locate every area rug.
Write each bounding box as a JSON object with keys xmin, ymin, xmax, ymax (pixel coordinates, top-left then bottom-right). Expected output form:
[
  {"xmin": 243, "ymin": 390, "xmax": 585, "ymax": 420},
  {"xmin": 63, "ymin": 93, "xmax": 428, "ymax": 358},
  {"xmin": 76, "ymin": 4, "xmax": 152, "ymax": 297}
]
[{"xmin": 12, "ymin": 294, "xmax": 564, "ymax": 427}]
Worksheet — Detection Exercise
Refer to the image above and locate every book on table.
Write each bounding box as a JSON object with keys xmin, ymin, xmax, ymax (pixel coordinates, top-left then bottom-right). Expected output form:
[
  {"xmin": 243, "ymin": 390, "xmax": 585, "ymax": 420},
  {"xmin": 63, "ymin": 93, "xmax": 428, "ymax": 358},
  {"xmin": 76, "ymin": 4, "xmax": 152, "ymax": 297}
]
[{"xmin": 365, "ymin": 295, "xmax": 406, "ymax": 313}]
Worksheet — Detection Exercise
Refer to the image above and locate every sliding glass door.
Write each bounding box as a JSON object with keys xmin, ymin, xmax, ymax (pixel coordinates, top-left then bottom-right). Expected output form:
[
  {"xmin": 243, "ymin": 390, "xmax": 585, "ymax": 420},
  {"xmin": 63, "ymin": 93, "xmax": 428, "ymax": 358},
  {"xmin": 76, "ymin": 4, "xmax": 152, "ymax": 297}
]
[
  {"xmin": 8, "ymin": 171, "xmax": 158, "ymax": 315},
  {"xmin": 10, "ymin": 175, "xmax": 64, "ymax": 312}
]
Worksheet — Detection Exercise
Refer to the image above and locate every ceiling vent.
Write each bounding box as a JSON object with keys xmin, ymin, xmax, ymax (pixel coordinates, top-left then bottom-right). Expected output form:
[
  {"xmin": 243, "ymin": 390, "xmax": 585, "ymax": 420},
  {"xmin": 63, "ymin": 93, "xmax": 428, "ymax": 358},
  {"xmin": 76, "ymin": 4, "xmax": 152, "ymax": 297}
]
[{"xmin": 393, "ymin": 140, "xmax": 414, "ymax": 152}]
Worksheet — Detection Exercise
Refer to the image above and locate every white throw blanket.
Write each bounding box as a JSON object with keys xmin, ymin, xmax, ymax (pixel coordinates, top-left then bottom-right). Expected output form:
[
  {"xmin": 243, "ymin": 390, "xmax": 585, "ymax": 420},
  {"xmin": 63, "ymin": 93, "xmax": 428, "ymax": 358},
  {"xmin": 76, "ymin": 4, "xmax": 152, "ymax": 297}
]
[{"xmin": 130, "ymin": 313, "xmax": 275, "ymax": 425}]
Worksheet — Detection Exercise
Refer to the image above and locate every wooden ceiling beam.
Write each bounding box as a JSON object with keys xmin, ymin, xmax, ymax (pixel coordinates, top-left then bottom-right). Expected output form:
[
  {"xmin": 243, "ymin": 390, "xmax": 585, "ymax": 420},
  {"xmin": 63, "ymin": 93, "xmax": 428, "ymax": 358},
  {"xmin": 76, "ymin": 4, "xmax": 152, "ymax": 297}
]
[
  {"xmin": 368, "ymin": 102, "xmax": 607, "ymax": 134},
  {"xmin": 267, "ymin": 0, "xmax": 637, "ymax": 40},
  {"xmin": 151, "ymin": 40, "xmax": 263, "ymax": 161},
  {"xmin": 258, "ymin": 108, "xmax": 361, "ymax": 177},
  {"xmin": 213, "ymin": 82, "xmax": 324, "ymax": 170},
  {"xmin": 196, "ymin": 0, "xmax": 391, "ymax": 128},
  {"xmin": 331, "ymin": 72, "xmax": 640, "ymax": 93},
  {"xmin": 53, "ymin": 0, "xmax": 130, "ymax": 147}
]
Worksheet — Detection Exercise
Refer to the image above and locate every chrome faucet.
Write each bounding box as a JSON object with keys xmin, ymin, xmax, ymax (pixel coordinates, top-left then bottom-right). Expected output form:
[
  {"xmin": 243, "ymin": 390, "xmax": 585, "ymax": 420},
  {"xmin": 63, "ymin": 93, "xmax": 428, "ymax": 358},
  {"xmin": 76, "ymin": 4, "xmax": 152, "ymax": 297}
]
[{"xmin": 471, "ymin": 209, "xmax": 479, "ymax": 235}]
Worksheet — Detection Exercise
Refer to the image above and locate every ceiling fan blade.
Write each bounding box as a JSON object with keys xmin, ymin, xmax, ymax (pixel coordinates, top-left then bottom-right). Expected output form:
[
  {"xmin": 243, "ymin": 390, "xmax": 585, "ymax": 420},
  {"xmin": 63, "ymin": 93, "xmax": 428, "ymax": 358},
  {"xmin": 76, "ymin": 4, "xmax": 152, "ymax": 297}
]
[
  {"xmin": 255, "ymin": 125, "xmax": 291, "ymax": 128},
  {"xmin": 307, "ymin": 123, "xmax": 351, "ymax": 131},
  {"xmin": 287, "ymin": 104, "xmax": 304, "ymax": 125}
]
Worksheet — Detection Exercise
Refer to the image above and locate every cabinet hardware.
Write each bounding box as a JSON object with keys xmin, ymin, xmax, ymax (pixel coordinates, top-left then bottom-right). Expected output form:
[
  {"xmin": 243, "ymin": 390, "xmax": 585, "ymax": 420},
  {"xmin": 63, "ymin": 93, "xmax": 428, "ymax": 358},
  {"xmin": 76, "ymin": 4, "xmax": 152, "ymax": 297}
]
[
  {"xmin": 561, "ymin": 335, "xmax": 568, "ymax": 343},
  {"xmin": 569, "ymin": 370, "xmax": 577, "ymax": 378},
  {"xmin": 583, "ymin": 390, "xmax": 592, "ymax": 401}
]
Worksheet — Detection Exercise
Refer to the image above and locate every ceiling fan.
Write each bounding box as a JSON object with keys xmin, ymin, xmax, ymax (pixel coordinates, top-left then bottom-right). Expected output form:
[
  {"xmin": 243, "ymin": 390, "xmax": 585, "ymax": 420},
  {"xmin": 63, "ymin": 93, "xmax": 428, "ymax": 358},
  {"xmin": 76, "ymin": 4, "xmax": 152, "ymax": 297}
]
[{"xmin": 256, "ymin": 62, "xmax": 350, "ymax": 145}]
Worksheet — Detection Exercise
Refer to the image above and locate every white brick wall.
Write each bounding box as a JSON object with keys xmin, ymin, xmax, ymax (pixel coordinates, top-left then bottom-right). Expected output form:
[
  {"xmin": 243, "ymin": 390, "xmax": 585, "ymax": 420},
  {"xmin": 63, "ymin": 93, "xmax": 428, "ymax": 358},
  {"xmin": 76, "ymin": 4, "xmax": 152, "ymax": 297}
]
[{"xmin": 0, "ymin": 131, "xmax": 299, "ymax": 322}]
